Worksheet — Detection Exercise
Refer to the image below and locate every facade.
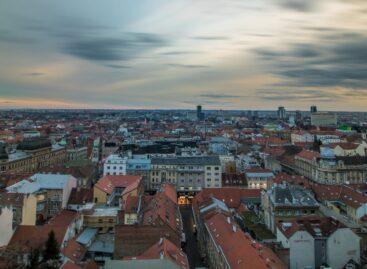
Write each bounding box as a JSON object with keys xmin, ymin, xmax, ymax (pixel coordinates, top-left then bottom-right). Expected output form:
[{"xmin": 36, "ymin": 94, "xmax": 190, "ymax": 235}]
[
  {"xmin": 245, "ymin": 168, "xmax": 274, "ymax": 189},
  {"xmin": 67, "ymin": 146, "xmax": 88, "ymax": 161},
  {"xmin": 311, "ymin": 112, "xmax": 337, "ymax": 127},
  {"xmin": 0, "ymin": 139, "xmax": 66, "ymax": 174},
  {"xmin": 83, "ymin": 207, "xmax": 119, "ymax": 233},
  {"xmin": 0, "ymin": 206, "xmax": 14, "ymax": 247},
  {"xmin": 262, "ymin": 184, "xmax": 320, "ymax": 233},
  {"xmin": 331, "ymin": 141, "xmax": 367, "ymax": 157},
  {"xmin": 295, "ymin": 149, "xmax": 367, "ymax": 184},
  {"xmin": 93, "ymin": 175, "xmax": 143, "ymax": 206},
  {"xmin": 0, "ymin": 193, "xmax": 37, "ymax": 227},
  {"xmin": 103, "ymin": 154, "xmax": 127, "ymax": 176},
  {"xmin": 276, "ymin": 217, "xmax": 360, "ymax": 269},
  {"xmin": 150, "ymin": 156, "xmax": 222, "ymax": 191},
  {"xmin": 6, "ymin": 173, "xmax": 77, "ymax": 221},
  {"xmin": 126, "ymin": 158, "xmax": 151, "ymax": 190}
]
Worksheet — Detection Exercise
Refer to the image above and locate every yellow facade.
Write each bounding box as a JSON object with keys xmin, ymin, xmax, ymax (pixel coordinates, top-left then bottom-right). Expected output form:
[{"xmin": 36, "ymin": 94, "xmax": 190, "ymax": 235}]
[
  {"xmin": 93, "ymin": 187, "xmax": 108, "ymax": 204},
  {"xmin": 21, "ymin": 194, "xmax": 37, "ymax": 225}
]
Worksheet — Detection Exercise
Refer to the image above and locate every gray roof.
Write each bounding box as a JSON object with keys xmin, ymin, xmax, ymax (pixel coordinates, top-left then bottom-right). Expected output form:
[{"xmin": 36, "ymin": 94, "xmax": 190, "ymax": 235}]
[
  {"xmin": 151, "ymin": 156, "xmax": 220, "ymax": 166},
  {"xmin": 272, "ymin": 185, "xmax": 319, "ymax": 207},
  {"xmin": 76, "ymin": 228, "xmax": 98, "ymax": 245}
]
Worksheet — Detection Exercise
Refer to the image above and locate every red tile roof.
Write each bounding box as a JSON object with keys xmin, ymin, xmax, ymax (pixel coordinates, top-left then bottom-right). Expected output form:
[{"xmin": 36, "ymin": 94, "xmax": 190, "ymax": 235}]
[
  {"xmin": 296, "ymin": 149, "xmax": 320, "ymax": 161},
  {"xmin": 277, "ymin": 216, "xmax": 344, "ymax": 239},
  {"xmin": 311, "ymin": 183, "xmax": 367, "ymax": 209},
  {"xmin": 193, "ymin": 188, "xmax": 261, "ymax": 212},
  {"xmin": 125, "ymin": 238, "xmax": 189, "ymax": 269},
  {"xmin": 8, "ymin": 210, "xmax": 78, "ymax": 252},
  {"xmin": 160, "ymin": 183, "xmax": 177, "ymax": 204},
  {"xmin": 205, "ymin": 213, "xmax": 286, "ymax": 269},
  {"xmin": 95, "ymin": 175, "xmax": 142, "ymax": 194},
  {"xmin": 61, "ymin": 237, "xmax": 86, "ymax": 263}
]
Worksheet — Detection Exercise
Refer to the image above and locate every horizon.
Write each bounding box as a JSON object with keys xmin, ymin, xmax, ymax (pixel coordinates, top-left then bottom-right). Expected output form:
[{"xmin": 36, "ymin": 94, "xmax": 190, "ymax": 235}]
[{"xmin": 1, "ymin": 0, "xmax": 367, "ymax": 111}]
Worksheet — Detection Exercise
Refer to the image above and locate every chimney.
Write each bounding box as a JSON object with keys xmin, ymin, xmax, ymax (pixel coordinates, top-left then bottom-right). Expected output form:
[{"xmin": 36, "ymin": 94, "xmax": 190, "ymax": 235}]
[
  {"xmin": 232, "ymin": 225, "xmax": 237, "ymax": 233},
  {"xmin": 227, "ymin": 217, "xmax": 231, "ymax": 224}
]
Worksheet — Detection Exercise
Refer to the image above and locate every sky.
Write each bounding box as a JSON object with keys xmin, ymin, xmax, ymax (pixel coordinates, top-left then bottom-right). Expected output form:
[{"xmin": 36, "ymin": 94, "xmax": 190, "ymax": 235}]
[{"xmin": 0, "ymin": 0, "xmax": 367, "ymax": 111}]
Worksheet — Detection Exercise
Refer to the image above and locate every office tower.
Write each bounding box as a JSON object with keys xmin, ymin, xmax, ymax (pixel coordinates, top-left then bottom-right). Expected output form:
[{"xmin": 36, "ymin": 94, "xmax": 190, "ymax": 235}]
[
  {"xmin": 311, "ymin": 105, "xmax": 317, "ymax": 113},
  {"xmin": 277, "ymin": 106, "xmax": 286, "ymax": 120}
]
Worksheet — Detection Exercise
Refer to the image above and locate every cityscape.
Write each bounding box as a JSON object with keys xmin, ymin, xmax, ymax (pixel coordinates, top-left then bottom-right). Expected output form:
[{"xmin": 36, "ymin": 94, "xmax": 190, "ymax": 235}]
[{"xmin": 1, "ymin": 1, "xmax": 367, "ymax": 269}]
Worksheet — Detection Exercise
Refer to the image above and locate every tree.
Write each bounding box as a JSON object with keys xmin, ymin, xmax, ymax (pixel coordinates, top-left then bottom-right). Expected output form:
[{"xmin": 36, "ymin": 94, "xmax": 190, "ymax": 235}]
[
  {"xmin": 42, "ymin": 230, "xmax": 60, "ymax": 268},
  {"xmin": 27, "ymin": 248, "xmax": 40, "ymax": 269}
]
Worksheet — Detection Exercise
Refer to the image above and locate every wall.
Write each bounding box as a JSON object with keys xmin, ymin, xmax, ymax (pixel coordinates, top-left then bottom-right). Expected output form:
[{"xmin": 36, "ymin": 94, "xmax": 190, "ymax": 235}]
[
  {"xmin": 327, "ymin": 228, "xmax": 360, "ymax": 269},
  {"xmin": 21, "ymin": 194, "xmax": 37, "ymax": 225},
  {"xmin": 289, "ymin": 231, "xmax": 315, "ymax": 269},
  {"xmin": 93, "ymin": 187, "xmax": 108, "ymax": 204},
  {"xmin": 0, "ymin": 206, "xmax": 14, "ymax": 247}
]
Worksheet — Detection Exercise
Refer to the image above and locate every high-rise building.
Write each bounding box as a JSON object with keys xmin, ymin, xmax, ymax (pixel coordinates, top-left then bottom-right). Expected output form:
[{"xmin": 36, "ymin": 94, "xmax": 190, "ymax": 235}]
[
  {"xmin": 277, "ymin": 106, "xmax": 286, "ymax": 120},
  {"xmin": 196, "ymin": 105, "xmax": 204, "ymax": 121},
  {"xmin": 311, "ymin": 105, "xmax": 317, "ymax": 113}
]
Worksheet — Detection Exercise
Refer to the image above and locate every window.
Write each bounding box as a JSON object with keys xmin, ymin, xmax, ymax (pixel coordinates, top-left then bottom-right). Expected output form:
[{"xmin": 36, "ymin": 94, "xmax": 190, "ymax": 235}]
[{"xmin": 215, "ymin": 167, "xmax": 219, "ymax": 170}]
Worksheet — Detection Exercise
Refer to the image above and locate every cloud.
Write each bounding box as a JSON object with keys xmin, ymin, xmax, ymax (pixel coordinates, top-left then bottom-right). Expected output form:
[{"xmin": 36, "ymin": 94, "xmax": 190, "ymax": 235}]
[
  {"xmin": 254, "ymin": 32, "xmax": 367, "ymax": 89},
  {"xmin": 193, "ymin": 35, "xmax": 229, "ymax": 41},
  {"xmin": 63, "ymin": 33, "xmax": 167, "ymax": 62},
  {"xmin": 275, "ymin": 0, "xmax": 319, "ymax": 12},
  {"xmin": 104, "ymin": 64, "xmax": 132, "ymax": 69},
  {"xmin": 23, "ymin": 72, "xmax": 44, "ymax": 76},
  {"xmin": 199, "ymin": 93, "xmax": 241, "ymax": 99},
  {"xmin": 168, "ymin": 63, "xmax": 210, "ymax": 68},
  {"xmin": 256, "ymin": 88, "xmax": 339, "ymax": 102}
]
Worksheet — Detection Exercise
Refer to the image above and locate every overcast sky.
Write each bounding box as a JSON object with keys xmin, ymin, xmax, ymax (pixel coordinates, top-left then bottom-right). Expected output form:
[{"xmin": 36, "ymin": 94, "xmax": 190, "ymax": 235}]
[{"xmin": 0, "ymin": 0, "xmax": 367, "ymax": 110}]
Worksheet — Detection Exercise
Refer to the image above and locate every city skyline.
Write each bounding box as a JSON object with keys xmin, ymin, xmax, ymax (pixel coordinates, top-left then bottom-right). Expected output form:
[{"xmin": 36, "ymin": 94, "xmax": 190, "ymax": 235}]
[{"xmin": 1, "ymin": 0, "xmax": 367, "ymax": 111}]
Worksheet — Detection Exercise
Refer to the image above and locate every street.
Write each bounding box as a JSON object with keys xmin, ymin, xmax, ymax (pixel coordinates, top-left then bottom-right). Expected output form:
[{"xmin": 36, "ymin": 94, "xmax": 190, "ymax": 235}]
[{"xmin": 180, "ymin": 205, "xmax": 205, "ymax": 269}]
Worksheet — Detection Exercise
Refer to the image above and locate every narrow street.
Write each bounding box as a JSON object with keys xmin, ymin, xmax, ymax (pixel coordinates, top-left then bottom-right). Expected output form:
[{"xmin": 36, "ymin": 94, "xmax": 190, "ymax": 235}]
[{"xmin": 180, "ymin": 205, "xmax": 205, "ymax": 269}]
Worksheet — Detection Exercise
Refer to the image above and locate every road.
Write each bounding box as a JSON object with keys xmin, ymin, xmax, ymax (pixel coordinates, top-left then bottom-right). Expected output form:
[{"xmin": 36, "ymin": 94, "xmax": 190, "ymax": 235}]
[{"xmin": 180, "ymin": 205, "xmax": 205, "ymax": 269}]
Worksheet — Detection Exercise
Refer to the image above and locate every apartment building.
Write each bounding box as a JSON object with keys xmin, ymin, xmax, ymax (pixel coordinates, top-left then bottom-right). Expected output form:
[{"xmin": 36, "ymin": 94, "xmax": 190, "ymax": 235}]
[
  {"xmin": 6, "ymin": 173, "xmax": 77, "ymax": 222},
  {"xmin": 276, "ymin": 217, "xmax": 360, "ymax": 269},
  {"xmin": 103, "ymin": 154, "xmax": 127, "ymax": 176},
  {"xmin": 295, "ymin": 148, "xmax": 367, "ymax": 184},
  {"xmin": 0, "ymin": 139, "xmax": 66, "ymax": 174},
  {"xmin": 150, "ymin": 156, "xmax": 222, "ymax": 191},
  {"xmin": 262, "ymin": 184, "xmax": 320, "ymax": 233}
]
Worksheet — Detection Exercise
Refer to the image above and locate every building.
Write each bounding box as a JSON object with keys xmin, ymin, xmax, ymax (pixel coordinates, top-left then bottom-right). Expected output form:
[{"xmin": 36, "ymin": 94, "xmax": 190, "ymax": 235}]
[
  {"xmin": 103, "ymin": 154, "xmax": 128, "ymax": 176},
  {"xmin": 0, "ymin": 139, "xmax": 66, "ymax": 174},
  {"xmin": 276, "ymin": 217, "xmax": 360, "ymax": 269},
  {"xmin": 150, "ymin": 156, "xmax": 222, "ymax": 192},
  {"xmin": 262, "ymin": 184, "xmax": 320, "ymax": 233},
  {"xmin": 311, "ymin": 112, "xmax": 337, "ymax": 127},
  {"xmin": 6, "ymin": 173, "xmax": 77, "ymax": 221},
  {"xmin": 294, "ymin": 148, "xmax": 367, "ymax": 184},
  {"xmin": 83, "ymin": 206, "xmax": 119, "ymax": 233},
  {"xmin": 277, "ymin": 106, "xmax": 286, "ymax": 120},
  {"xmin": 126, "ymin": 158, "xmax": 151, "ymax": 190},
  {"xmin": 67, "ymin": 147, "xmax": 88, "ymax": 162},
  {"xmin": 114, "ymin": 184, "xmax": 183, "ymax": 258},
  {"xmin": 106, "ymin": 238, "xmax": 189, "ymax": 269},
  {"xmin": 197, "ymin": 105, "xmax": 204, "ymax": 121},
  {"xmin": 93, "ymin": 175, "xmax": 143, "ymax": 206},
  {"xmin": 0, "ymin": 192, "xmax": 37, "ymax": 228},
  {"xmin": 7, "ymin": 210, "xmax": 83, "ymax": 264},
  {"xmin": 312, "ymin": 183, "xmax": 367, "ymax": 224},
  {"xmin": 245, "ymin": 168, "xmax": 274, "ymax": 189},
  {"xmin": 329, "ymin": 141, "xmax": 367, "ymax": 157},
  {"xmin": 0, "ymin": 206, "xmax": 13, "ymax": 247},
  {"xmin": 202, "ymin": 212, "xmax": 286, "ymax": 269}
]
